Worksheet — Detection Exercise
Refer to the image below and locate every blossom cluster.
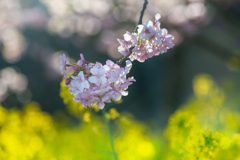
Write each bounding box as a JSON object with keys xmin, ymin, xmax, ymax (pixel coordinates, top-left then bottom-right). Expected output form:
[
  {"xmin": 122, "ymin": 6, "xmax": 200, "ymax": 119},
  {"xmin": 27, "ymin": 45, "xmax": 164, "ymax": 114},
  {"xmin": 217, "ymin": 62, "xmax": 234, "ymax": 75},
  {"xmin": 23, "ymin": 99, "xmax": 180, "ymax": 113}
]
[
  {"xmin": 117, "ymin": 14, "xmax": 174, "ymax": 62},
  {"xmin": 60, "ymin": 53, "xmax": 135, "ymax": 109},
  {"xmin": 59, "ymin": 13, "xmax": 175, "ymax": 109}
]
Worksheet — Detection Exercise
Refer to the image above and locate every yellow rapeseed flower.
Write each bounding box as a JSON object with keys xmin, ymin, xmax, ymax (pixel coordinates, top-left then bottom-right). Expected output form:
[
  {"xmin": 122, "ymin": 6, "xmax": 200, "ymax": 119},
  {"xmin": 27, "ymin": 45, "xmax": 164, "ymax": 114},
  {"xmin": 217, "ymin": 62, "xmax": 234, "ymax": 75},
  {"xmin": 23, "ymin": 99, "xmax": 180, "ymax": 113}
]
[
  {"xmin": 83, "ymin": 112, "xmax": 91, "ymax": 123},
  {"xmin": 109, "ymin": 108, "xmax": 120, "ymax": 119}
]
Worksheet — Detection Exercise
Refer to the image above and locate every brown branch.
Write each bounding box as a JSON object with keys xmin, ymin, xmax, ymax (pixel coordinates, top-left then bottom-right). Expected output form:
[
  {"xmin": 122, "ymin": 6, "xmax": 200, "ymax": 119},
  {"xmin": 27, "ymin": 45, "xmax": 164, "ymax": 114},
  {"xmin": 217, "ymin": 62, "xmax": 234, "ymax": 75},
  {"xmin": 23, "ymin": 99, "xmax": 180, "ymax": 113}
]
[
  {"xmin": 134, "ymin": 0, "xmax": 148, "ymax": 32},
  {"xmin": 117, "ymin": 0, "xmax": 148, "ymax": 66},
  {"xmin": 116, "ymin": 47, "xmax": 134, "ymax": 65}
]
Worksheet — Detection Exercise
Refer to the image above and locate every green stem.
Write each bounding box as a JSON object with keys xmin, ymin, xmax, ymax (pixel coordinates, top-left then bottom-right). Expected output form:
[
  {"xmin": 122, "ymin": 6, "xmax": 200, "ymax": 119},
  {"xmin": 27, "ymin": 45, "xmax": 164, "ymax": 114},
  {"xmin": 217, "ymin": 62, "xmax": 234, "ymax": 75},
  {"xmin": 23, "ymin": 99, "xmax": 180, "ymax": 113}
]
[{"xmin": 102, "ymin": 107, "xmax": 118, "ymax": 160}]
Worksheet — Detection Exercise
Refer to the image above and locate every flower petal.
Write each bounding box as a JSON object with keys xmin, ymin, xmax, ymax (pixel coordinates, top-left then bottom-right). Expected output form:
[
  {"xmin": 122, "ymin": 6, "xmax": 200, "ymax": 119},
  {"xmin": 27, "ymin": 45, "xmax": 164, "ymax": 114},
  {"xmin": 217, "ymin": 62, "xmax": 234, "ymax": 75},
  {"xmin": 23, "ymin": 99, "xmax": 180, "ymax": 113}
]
[
  {"xmin": 89, "ymin": 76, "xmax": 97, "ymax": 84},
  {"xmin": 155, "ymin": 13, "xmax": 161, "ymax": 21}
]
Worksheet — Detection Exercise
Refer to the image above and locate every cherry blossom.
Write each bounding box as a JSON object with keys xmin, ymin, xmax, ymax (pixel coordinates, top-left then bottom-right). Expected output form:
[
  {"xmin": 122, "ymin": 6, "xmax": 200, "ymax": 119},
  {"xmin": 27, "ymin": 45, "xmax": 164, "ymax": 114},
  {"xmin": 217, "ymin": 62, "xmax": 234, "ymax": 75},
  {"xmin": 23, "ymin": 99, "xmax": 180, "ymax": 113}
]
[
  {"xmin": 117, "ymin": 39, "xmax": 131, "ymax": 56},
  {"xmin": 60, "ymin": 54, "xmax": 135, "ymax": 109},
  {"xmin": 138, "ymin": 20, "xmax": 156, "ymax": 40},
  {"xmin": 59, "ymin": 53, "xmax": 66, "ymax": 78},
  {"xmin": 70, "ymin": 71, "xmax": 90, "ymax": 94},
  {"xmin": 59, "ymin": 13, "xmax": 174, "ymax": 109},
  {"xmin": 123, "ymin": 31, "xmax": 138, "ymax": 46},
  {"xmin": 117, "ymin": 13, "xmax": 174, "ymax": 62},
  {"xmin": 89, "ymin": 63, "xmax": 108, "ymax": 86}
]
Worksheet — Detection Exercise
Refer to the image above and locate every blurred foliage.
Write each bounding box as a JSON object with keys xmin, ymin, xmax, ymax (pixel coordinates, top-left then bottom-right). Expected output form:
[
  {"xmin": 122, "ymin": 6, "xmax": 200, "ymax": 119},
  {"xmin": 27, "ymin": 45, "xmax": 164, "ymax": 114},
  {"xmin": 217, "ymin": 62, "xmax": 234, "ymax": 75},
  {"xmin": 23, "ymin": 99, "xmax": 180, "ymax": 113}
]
[
  {"xmin": 164, "ymin": 74, "xmax": 240, "ymax": 160},
  {"xmin": 0, "ymin": 101, "xmax": 159, "ymax": 160},
  {"xmin": 0, "ymin": 74, "xmax": 239, "ymax": 159}
]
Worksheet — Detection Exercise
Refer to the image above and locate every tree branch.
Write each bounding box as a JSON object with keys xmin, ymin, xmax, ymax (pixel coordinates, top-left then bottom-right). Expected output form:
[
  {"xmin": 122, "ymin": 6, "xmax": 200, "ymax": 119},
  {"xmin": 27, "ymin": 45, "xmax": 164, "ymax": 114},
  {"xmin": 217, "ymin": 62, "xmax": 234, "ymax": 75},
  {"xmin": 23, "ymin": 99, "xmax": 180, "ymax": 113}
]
[
  {"xmin": 117, "ymin": 0, "xmax": 148, "ymax": 66},
  {"xmin": 134, "ymin": 0, "xmax": 148, "ymax": 32}
]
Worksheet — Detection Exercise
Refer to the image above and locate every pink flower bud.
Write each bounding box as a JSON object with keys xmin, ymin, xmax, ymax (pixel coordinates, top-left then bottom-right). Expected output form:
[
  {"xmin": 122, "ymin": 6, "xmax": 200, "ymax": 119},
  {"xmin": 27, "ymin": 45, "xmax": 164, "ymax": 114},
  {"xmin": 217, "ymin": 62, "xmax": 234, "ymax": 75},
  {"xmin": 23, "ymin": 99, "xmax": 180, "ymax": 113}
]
[{"xmin": 64, "ymin": 77, "xmax": 72, "ymax": 85}]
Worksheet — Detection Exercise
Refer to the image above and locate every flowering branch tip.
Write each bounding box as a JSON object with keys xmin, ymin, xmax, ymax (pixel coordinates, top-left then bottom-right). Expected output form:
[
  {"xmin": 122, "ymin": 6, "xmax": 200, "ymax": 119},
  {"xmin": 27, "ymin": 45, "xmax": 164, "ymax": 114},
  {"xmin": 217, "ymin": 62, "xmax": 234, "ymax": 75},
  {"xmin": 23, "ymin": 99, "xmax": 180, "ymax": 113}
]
[
  {"xmin": 59, "ymin": 0, "xmax": 174, "ymax": 110},
  {"xmin": 60, "ymin": 54, "xmax": 135, "ymax": 109}
]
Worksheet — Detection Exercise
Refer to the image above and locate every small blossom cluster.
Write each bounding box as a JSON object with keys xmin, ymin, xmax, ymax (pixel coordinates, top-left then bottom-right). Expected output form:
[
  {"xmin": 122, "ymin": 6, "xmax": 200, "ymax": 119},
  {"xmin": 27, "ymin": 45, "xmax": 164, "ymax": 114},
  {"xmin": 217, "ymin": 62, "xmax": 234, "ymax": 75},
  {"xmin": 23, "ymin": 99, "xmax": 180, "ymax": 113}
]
[
  {"xmin": 117, "ymin": 14, "xmax": 174, "ymax": 62},
  {"xmin": 60, "ymin": 53, "xmax": 135, "ymax": 109}
]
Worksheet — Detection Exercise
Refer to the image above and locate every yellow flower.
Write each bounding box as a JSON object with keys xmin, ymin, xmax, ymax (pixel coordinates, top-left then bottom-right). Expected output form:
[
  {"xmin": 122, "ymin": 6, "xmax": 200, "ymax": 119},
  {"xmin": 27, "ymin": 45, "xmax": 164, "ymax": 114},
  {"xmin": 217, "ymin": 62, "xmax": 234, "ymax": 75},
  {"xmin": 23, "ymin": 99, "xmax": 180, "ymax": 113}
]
[
  {"xmin": 83, "ymin": 112, "xmax": 91, "ymax": 123},
  {"xmin": 109, "ymin": 108, "xmax": 120, "ymax": 119}
]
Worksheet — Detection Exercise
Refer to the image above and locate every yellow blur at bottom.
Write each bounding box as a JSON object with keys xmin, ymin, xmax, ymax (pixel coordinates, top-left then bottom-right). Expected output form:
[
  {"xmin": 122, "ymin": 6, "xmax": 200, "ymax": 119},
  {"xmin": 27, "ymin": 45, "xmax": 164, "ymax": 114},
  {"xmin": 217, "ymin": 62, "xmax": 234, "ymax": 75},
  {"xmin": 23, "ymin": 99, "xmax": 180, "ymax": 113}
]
[
  {"xmin": 0, "ymin": 102, "xmax": 158, "ymax": 160},
  {"xmin": 164, "ymin": 74, "xmax": 240, "ymax": 160},
  {"xmin": 1, "ymin": 73, "xmax": 240, "ymax": 160}
]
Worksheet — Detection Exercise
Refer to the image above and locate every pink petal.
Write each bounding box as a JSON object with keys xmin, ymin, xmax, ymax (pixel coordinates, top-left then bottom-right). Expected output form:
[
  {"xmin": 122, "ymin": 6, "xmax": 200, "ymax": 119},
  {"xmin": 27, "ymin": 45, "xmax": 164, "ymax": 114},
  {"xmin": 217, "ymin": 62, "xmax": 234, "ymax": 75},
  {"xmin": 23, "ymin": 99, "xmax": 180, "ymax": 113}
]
[
  {"xmin": 145, "ymin": 20, "xmax": 153, "ymax": 28},
  {"xmin": 78, "ymin": 71, "xmax": 85, "ymax": 80},
  {"xmin": 90, "ymin": 66, "xmax": 99, "ymax": 75},
  {"xmin": 124, "ymin": 31, "xmax": 132, "ymax": 41},
  {"xmin": 89, "ymin": 76, "xmax": 97, "ymax": 84},
  {"xmin": 125, "ymin": 60, "xmax": 132, "ymax": 74},
  {"xmin": 155, "ymin": 14, "xmax": 161, "ymax": 21},
  {"xmin": 99, "ymin": 67, "xmax": 106, "ymax": 75},
  {"xmin": 100, "ymin": 76, "xmax": 107, "ymax": 84},
  {"xmin": 137, "ymin": 25, "xmax": 144, "ymax": 33},
  {"xmin": 97, "ymin": 101, "xmax": 105, "ymax": 109}
]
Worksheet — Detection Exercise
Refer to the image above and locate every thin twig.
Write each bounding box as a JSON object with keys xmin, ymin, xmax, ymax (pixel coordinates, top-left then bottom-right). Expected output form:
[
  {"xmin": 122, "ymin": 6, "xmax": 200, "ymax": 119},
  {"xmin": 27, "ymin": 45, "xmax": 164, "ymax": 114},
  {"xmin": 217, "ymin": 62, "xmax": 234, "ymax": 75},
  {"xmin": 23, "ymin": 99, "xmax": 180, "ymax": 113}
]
[
  {"xmin": 134, "ymin": 0, "xmax": 148, "ymax": 32},
  {"xmin": 116, "ymin": 47, "xmax": 134, "ymax": 66},
  {"xmin": 117, "ymin": 0, "xmax": 148, "ymax": 66}
]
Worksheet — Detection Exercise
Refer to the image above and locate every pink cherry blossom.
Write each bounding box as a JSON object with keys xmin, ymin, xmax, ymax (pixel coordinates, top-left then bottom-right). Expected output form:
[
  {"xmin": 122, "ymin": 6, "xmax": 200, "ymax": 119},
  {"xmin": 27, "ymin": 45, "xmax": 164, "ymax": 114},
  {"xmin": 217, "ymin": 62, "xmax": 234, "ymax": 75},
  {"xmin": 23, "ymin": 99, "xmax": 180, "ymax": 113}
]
[
  {"xmin": 104, "ymin": 60, "xmax": 121, "ymax": 83},
  {"xmin": 117, "ymin": 13, "xmax": 174, "ymax": 62},
  {"xmin": 154, "ymin": 13, "xmax": 161, "ymax": 30},
  {"xmin": 117, "ymin": 39, "xmax": 131, "ymax": 56},
  {"xmin": 124, "ymin": 31, "xmax": 138, "ymax": 46},
  {"xmin": 59, "ymin": 53, "xmax": 66, "ymax": 78},
  {"xmin": 59, "ymin": 13, "xmax": 175, "ymax": 110},
  {"xmin": 89, "ymin": 63, "xmax": 108, "ymax": 86},
  {"xmin": 77, "ymin": 53, "xmax": 86, "ymax": 67},
  {"xmin": 139, "ymin": 20, "xmax": 156, "ymax": 40},
  {"xmin": 72, "ymin": 53, "xmax": 86, "ymax": 71},
  {"xmin": 125, "ymin": 60, "xmax": 132, "ymax": 74},
  {"xmin": 65, "ymin": 77, "xmax": 72, "ymax": 85},
  {"xmin": 70, "ymin": 71, "xmax": 90, "ymax": 93},
  {"xmin": 60, "ymin": 54, "xmax": 135, "ymax": 109}
]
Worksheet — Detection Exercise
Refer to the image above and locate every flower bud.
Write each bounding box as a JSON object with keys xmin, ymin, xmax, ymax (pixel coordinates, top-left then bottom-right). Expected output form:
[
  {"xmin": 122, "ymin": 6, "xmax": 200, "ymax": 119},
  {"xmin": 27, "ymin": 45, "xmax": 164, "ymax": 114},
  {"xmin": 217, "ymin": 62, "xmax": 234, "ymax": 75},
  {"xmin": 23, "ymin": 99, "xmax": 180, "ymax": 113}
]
[{"xmin": 65, "ymin": 77, "xmax": 72, "ymax": 85}]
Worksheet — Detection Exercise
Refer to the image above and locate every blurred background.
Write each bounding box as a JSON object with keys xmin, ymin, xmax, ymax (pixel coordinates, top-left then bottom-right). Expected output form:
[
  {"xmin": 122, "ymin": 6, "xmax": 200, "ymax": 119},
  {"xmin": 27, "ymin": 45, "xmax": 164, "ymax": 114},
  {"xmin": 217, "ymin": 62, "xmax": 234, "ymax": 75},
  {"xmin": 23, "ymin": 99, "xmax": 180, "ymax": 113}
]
[
  {"xmin": 1, "ymin": 0, "xmax": 240, "ymax": 159},
  {"xmin": 0, "ymin": 0, "xmax": 240, "ymax": 131}
]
